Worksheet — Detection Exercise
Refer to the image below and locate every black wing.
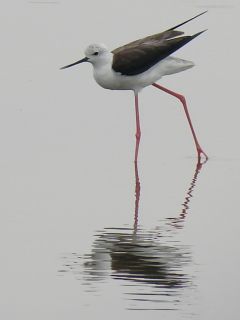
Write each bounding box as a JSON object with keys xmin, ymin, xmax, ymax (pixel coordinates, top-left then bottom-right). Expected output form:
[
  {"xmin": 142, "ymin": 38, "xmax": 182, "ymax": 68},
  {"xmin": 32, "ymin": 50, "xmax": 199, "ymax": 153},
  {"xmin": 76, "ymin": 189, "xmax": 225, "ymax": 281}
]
[{"xmin": 112, "ymin": 12, "xmax": 207, "ymax": 76}]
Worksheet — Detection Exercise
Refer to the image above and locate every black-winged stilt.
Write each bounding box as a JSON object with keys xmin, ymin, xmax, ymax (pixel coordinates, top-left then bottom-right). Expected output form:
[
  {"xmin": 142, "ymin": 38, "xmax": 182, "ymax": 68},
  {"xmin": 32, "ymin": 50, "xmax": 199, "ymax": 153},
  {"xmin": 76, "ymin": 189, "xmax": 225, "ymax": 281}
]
[{"xmin": 61, "ymin": 11, "xmax": 208, "ymax": 162}]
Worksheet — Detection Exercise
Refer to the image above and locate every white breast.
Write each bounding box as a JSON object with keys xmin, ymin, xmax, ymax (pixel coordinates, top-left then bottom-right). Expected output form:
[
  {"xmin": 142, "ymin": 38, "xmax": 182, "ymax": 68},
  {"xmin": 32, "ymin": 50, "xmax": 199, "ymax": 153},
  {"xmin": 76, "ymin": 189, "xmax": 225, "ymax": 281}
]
[{"xmin": 92, "ymin": 55, "xmax": 194, "ymax": 92}]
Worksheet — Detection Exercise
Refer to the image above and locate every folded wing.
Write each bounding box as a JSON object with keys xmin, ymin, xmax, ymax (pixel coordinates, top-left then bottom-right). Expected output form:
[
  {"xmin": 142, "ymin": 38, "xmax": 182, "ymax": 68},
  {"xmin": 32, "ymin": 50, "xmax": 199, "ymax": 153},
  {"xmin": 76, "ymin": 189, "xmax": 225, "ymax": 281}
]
[{"xmin": 112, "ymin": 12, "xmax": 207, "ymax": 76}]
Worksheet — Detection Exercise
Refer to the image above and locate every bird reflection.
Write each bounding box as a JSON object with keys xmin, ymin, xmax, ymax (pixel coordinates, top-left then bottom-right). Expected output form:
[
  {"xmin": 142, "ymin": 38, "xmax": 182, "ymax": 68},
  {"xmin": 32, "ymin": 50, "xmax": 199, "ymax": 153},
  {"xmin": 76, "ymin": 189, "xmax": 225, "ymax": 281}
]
[{"xmin": 60, "ymin": 159, "xmax": 207, "ymax": 310}]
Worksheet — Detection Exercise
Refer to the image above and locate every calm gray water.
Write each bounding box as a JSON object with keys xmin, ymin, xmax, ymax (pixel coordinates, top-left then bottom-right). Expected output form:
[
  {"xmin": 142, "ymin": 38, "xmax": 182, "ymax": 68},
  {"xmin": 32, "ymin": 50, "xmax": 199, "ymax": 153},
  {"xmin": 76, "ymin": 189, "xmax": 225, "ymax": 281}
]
[{"xmin": 0, "ymin": 1, "xmax": 240, "ymax": 319}]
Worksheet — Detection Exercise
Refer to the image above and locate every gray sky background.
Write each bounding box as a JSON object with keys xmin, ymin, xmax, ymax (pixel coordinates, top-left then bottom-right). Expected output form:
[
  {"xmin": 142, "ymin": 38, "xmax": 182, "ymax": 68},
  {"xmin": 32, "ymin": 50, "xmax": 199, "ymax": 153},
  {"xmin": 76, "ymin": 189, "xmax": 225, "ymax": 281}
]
[{"xmin": 0, "ymin": 1, "xmax": 240, "ymax": 319}]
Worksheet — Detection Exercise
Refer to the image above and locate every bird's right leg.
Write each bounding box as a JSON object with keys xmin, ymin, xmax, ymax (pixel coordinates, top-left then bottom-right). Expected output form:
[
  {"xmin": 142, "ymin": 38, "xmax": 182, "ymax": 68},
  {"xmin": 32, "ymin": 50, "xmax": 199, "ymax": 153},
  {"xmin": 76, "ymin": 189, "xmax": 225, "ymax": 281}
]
[{"xmin": 152, "ymin": 82, "xmax": 208, "ymax": 161}]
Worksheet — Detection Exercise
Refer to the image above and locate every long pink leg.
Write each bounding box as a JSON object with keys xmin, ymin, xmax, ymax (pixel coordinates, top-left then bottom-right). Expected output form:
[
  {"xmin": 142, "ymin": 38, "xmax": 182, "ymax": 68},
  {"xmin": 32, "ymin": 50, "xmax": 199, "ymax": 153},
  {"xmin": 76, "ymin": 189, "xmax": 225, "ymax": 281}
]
[
  {"xmin": 134, "ymin": 94, "xmax": 141, "ymax": 162},
  {"xmin": 152, "ymin": 83, "xmax": 208, "ymax": 161},
  {"xmin": 134, "ymin": 160, "xmax": 140, "ymax": 232}
]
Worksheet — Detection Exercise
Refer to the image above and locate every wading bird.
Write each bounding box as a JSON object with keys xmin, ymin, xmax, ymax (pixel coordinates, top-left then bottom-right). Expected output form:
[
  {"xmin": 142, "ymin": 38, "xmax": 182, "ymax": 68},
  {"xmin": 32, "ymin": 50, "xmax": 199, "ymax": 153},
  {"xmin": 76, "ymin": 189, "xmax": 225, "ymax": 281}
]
[{"xmin": 61, "ymin": 11, "xmax": 208, "ymax": 162}]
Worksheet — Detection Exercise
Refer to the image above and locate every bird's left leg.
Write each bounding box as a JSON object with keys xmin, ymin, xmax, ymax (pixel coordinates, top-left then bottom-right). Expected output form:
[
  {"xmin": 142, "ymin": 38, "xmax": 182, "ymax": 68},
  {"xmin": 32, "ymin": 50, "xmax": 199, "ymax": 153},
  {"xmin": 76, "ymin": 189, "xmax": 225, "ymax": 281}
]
[
  {"xmin": 134, "ymin": 94, "xmax": 141, "ymax": 163},
  {"xmin": 152, "ymin": 82, "xmax": 208, "ymax": 161}
]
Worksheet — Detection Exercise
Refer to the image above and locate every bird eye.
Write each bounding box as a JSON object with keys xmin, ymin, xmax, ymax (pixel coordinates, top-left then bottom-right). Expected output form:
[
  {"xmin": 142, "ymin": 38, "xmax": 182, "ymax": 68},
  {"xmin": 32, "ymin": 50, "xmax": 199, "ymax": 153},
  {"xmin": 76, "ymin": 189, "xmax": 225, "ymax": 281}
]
[{"xmin": 93, "ymin": 52, "xmax": 99, "ymax": 56}]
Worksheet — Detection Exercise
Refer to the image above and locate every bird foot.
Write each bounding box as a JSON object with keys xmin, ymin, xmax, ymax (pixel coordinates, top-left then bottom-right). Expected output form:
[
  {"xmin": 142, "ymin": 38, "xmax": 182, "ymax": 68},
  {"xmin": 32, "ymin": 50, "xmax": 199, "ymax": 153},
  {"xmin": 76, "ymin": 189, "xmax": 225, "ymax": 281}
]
[{"xmin": 197, "ymin": 148, "xmax": 208, "ymax": 164}]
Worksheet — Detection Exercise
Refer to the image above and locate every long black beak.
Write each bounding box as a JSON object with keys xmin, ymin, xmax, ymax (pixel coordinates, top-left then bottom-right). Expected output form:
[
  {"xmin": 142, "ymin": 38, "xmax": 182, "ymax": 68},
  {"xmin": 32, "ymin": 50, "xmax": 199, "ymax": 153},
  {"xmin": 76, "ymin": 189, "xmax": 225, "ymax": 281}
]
[{"xmin": 60, "ymin": 57, "xmax": 89, "ymax": 70}]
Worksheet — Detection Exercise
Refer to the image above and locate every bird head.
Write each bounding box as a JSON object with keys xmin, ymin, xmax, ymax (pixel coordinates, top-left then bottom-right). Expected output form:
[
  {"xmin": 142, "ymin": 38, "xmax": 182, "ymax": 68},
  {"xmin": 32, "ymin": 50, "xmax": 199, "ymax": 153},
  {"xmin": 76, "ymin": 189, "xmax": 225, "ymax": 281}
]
[{"xmin": 60, "ymin": 43, "xmax": 110, "ymax": 70}]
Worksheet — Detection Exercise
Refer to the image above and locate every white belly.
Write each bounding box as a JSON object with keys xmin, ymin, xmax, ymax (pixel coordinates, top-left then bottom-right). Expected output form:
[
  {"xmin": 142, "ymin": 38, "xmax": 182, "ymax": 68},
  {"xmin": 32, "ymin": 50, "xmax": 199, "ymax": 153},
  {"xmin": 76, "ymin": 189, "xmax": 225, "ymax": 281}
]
[{"xmin": 93, "ymin": 56, "xmax": 194, "ymax": 92}]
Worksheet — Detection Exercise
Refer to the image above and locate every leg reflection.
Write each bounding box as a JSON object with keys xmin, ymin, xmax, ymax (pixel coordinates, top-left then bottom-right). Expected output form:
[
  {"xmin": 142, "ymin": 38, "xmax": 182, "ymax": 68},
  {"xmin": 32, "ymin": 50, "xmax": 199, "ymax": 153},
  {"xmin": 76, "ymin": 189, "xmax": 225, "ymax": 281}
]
[
  {"xmin": 167, "ymin": 158, "xmax": 207, "ymax": 228},
  {"xmin": 133, "ymin": 158, "xmax": 207, "ymax": 231}
]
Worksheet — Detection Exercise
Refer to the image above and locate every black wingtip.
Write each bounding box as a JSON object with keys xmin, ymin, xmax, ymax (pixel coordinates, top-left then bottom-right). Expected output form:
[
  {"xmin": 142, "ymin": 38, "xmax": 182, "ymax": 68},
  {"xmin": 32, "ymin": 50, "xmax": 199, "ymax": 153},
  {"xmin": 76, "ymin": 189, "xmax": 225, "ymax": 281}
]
[
  {"xmin": 168, "ymin": 11, "xmax": 208, "ymax": 31},
  {"xmin": 192, "ymin": 29, "xmax": 208, "ymax": 39}
]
